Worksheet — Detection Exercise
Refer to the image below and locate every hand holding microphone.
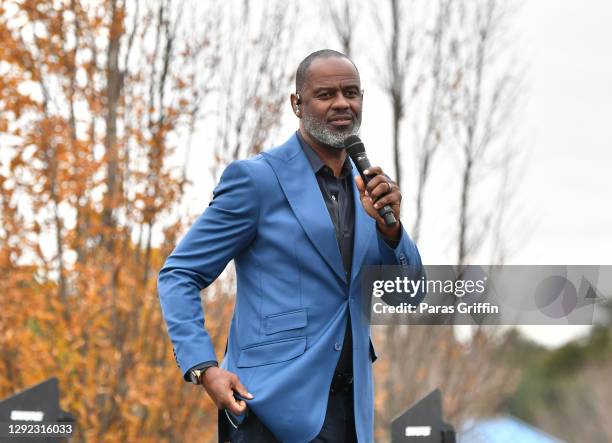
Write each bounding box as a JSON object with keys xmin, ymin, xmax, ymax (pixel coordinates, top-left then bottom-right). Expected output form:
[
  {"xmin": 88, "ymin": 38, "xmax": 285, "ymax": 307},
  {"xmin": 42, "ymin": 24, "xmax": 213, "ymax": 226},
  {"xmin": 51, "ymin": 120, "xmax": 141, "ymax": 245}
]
[{"xmin": 345, "ymin": 135, "xmax": 401, "ymax": 238}]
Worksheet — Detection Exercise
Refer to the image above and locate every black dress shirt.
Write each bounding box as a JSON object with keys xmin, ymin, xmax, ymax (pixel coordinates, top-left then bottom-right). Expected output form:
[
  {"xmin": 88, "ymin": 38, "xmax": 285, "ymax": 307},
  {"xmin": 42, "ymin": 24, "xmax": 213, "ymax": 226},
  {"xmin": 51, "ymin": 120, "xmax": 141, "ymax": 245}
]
[{"xmin": 296, "ymin": 131, "xmax": 354, "ymax": 375}]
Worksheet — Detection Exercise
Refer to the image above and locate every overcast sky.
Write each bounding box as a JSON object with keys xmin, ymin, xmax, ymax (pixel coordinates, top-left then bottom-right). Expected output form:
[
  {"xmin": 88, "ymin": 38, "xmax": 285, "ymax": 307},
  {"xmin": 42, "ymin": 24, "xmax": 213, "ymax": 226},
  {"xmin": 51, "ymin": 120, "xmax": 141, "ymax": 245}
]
[
  {"xmin": 510, "ymin": 0, "xmax": 612, "ymax": 266},
  {"xmin": 495, "ymin": 0, "xmax": 612, "ymax": 345}
]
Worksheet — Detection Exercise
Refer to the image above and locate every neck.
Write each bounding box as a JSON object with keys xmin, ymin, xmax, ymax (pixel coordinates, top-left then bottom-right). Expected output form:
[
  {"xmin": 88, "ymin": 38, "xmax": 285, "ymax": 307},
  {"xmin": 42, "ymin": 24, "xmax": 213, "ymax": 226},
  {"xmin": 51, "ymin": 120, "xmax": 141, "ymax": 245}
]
[{"xmin": 299, "ymin": 127, "xmax": 347, "ymax": 177}]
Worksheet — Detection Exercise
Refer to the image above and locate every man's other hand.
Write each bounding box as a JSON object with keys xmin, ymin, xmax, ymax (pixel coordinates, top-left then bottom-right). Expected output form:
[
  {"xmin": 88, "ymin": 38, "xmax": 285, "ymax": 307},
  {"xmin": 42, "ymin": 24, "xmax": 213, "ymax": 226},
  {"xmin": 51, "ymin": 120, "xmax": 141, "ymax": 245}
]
[{"xmin": 201, "ymin": 367, "xmax": 254, "ymax": 416}]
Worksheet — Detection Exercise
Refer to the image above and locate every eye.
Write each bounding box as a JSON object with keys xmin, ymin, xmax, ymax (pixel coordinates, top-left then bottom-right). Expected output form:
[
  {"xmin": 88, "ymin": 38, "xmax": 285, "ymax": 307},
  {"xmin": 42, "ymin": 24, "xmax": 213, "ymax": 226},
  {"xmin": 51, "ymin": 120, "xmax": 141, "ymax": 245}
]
[
  {"xmin": 344, "ymin": 89, "xmax": 360, "ymax": 98},
  {"xmin": 317, "ymin": 91, "xmax": 332, "ymax": 98}
]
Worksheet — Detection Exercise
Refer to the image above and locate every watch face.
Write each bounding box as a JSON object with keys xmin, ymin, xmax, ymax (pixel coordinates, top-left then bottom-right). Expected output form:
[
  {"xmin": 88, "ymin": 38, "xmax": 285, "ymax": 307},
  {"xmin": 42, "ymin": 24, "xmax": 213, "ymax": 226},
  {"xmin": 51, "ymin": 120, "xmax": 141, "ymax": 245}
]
[{"xmin": 190, "ymin": 370, "xmax": 200, "ymax": 384}]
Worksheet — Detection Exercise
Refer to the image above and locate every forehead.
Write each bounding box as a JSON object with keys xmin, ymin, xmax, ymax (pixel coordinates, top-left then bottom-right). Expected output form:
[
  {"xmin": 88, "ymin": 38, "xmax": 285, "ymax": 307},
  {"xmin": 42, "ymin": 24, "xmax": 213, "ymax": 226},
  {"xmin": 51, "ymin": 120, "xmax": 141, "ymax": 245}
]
[{"xmin": 304, "ymin": 57, "xmax": 360, "ymax": 90}]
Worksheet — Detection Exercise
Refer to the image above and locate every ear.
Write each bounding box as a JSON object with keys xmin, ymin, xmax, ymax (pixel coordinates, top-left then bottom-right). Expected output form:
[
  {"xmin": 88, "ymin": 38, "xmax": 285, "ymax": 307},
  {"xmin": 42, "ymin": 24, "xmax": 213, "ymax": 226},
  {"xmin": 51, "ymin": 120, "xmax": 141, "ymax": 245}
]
[{"xmin": 290, "ymin": 93, "xmax": 301, "ymax": 118}]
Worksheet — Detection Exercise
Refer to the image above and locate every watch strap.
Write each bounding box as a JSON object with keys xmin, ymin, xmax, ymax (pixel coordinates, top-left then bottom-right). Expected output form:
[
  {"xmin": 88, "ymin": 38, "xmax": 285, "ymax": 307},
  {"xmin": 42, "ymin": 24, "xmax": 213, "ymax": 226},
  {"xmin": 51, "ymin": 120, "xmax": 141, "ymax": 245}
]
[{"xmin": 186, "ymin": 360, "xmax": 218, "ymax": 384}]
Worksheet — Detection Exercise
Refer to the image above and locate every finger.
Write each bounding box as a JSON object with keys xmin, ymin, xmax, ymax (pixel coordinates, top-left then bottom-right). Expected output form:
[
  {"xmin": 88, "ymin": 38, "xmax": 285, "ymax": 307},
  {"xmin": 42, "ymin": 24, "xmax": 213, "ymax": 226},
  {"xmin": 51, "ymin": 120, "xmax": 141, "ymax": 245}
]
[
  {"xmin": 369, "ymin": 181, "xmax": 393, "ymax": 201},
  {"xmin": 226, "ymin": 396, "xmax": 248, "ymax": 416},
  {"xmin": 373, "ymin": 192, "xmax": 401, "ymax": 210},
  {"xmin": 365, "ymin": 175, "xmax": 389, "ymax": 197},
  {"xmin": 363, "ymin": 166, "xmax": 383, "ymax": 177},
  {"xmin": 221, "ymin": 384, "xmax": 247, "ymax": 414},
  {"xmin": 354, "ymin": 175, "xmax": 366, "ymax": 195},
  {"xmin": 232, "ymin": 378, "xmax": 254, "ymax": 400},
  {"xmin": 355, "ymin": 175, "xmax": 377, "ymax": 211}
]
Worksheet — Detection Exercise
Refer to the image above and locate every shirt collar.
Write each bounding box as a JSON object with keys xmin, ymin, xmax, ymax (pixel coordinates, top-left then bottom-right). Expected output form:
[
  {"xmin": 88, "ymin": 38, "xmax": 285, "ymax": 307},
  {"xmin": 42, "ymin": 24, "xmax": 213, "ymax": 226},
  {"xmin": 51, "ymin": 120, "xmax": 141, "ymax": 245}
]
[{"xmin": 296, "ymin": 130, "xmax": 352, "ymax": 178}]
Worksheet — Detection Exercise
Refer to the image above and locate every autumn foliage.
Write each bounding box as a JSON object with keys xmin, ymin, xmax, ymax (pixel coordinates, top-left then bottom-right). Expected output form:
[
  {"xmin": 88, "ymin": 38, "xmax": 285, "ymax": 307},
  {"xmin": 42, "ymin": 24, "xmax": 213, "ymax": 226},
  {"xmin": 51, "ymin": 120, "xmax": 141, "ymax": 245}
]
[{"xmin": 0, "ymin": 1, "xmax": 232, "ymax": 441}]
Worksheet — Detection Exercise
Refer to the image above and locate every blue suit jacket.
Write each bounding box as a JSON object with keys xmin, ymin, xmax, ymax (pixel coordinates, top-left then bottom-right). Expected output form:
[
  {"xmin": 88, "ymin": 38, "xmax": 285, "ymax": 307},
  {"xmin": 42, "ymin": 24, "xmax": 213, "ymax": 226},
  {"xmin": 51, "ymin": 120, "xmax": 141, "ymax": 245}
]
[{"xmin": 158, "ymin": 133, "xmax": 423, "ymax": 442}]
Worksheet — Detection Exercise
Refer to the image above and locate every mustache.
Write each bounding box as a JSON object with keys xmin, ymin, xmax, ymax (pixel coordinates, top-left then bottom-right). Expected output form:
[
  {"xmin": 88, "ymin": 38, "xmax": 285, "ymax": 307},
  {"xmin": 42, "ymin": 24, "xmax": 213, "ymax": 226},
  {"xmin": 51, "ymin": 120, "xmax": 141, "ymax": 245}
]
[{"xmin": 327, "ymin": 113, "xmax": 355, "ymax": 122}]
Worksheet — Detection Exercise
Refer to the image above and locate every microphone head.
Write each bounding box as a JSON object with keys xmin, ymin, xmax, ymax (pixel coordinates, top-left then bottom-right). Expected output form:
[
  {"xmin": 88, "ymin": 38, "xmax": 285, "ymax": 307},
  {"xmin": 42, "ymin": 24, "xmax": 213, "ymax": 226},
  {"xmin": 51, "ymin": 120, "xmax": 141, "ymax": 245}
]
[{"xmin": 344, "ymin": 135, "xmax": 365, "ymax": 159}]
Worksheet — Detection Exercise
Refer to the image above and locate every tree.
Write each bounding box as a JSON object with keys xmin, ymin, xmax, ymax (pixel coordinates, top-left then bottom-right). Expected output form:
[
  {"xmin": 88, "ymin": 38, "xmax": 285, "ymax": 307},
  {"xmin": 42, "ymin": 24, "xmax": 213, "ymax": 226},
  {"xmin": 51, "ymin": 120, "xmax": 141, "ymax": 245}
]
[
  {"xmin": 0, "ymin": 1, "xmax": 294, "ymax": 441},
  {"xmin": 410, "ymin": 0, "xmax": 453, "ymax": 244},
  {"xmin": 326, "ymin": 0, "xmax": 359, "ymax": 58},
  {"xmin": 376, "ymin": 0, "xmax": 411, "ymax": 190},
  {"xmin": 368, "ymin": 1, "xmax": 523, "ymax": 439},
  {"xmin": 447, "ymin": 0, "xmax": 522, "ymax": 266},
  {"xmin": 508, "ymin": 323, "xmax": 612, "ymax": 442},
  {"xmin": 211, "ymin": 0, "xmax": 297, "ymax": 178}
]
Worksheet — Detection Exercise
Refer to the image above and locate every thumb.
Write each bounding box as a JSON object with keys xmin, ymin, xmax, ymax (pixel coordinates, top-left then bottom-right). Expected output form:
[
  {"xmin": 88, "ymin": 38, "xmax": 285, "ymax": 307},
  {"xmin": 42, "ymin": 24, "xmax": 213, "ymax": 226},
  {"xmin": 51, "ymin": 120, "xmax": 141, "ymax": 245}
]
[
  {"xmin": 354, "ymin": 175, "xmax": 366, "ymax": 195},
  {"xmin": 232, "ymin": 378, "xmax": 254, "ymax": 400}
]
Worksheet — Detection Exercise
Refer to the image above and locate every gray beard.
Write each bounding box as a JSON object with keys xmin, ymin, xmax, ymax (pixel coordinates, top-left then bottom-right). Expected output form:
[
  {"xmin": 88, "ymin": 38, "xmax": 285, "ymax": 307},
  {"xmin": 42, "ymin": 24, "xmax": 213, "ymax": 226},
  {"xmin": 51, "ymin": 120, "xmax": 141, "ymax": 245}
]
[{"xmin": 302, "ymin": 114, "xmax": 361, "ymax": 149}]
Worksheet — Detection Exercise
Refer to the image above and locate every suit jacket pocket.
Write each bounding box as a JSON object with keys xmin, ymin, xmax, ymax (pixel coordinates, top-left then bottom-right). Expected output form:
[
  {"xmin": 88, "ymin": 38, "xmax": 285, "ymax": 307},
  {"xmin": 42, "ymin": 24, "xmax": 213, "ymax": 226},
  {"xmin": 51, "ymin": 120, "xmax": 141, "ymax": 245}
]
[
  {"xmin": 264, "ymin": 308, "xmax": 308, "ymax": 335},
  {"xmin": 237, "ymin": 337, "xmax": 307, "ymax": 368}
]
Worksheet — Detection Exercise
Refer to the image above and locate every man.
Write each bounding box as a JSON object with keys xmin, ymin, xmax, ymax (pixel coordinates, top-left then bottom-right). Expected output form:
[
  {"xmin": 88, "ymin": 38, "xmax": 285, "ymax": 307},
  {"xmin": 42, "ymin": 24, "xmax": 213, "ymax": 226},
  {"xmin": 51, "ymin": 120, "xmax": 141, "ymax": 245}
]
[{"xmin": 158, "ymin": 49, "xmax": 423, "ymax": 442}]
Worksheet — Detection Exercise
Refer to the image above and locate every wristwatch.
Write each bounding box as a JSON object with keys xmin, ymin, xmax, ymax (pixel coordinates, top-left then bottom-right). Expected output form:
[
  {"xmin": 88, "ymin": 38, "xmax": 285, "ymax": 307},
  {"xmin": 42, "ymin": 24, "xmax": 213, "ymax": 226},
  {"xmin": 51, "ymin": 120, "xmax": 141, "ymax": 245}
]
[
  {"xmin": 189, "ymin": 362, "xmax": 217, "ymax": 385},
  {"xmin": 190, "ymin": 368, "xmax": 207, "ymax": 385}
]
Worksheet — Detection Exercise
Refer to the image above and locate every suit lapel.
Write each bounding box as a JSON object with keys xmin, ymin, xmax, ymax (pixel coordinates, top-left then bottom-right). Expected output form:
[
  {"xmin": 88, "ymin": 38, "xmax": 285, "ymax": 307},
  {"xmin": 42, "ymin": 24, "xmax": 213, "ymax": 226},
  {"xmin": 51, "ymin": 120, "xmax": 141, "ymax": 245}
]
[
  {"xmin": 350, "ymin": 160, "xmax": 374, "ymax": 286},
  {"xmin": 263, "ymin": 135, "xmax": 346, "ymax": 283}
]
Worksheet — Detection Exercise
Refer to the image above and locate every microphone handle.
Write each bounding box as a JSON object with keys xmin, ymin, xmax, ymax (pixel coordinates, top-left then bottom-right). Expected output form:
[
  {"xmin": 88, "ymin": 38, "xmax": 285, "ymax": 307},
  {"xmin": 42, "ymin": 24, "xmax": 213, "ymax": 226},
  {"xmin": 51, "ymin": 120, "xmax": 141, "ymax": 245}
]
[{"xmin": 352, "ymin": 154, "xmax": 397, "ymax": 226}]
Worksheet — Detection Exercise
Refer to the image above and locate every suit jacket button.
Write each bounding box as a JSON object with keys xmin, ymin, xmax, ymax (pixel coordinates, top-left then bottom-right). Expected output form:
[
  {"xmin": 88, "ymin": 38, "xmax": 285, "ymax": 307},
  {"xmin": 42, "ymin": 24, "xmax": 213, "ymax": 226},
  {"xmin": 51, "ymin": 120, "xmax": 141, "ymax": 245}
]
[{"xmin": 334, "ymin": 342, "xmax": 342, "ymax": 351}]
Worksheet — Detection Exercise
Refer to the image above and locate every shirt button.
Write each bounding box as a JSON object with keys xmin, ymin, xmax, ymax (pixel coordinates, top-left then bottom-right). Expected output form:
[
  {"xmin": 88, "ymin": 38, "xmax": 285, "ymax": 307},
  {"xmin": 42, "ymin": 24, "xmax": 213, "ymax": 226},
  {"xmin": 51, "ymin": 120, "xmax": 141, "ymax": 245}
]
[{"xmin": 334, "ymin": 342, "xmax": 342, "ymax": 351}]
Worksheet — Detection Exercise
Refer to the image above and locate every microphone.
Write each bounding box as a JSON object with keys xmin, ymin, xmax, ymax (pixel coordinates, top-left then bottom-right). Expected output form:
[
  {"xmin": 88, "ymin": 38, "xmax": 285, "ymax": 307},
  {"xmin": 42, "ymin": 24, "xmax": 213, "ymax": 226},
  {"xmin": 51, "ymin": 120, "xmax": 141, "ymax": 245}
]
[{"xmin": 344, "ymin": 135, "xmax": 397, "ymax": 227}]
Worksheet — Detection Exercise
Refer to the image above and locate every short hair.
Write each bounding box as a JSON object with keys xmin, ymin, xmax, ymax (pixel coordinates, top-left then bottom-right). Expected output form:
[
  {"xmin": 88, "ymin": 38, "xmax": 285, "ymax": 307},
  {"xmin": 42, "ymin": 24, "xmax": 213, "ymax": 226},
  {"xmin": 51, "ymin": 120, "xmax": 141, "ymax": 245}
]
[{"xmin": 295, "ymin": 49, "xmax": 359, "ymax": 94}]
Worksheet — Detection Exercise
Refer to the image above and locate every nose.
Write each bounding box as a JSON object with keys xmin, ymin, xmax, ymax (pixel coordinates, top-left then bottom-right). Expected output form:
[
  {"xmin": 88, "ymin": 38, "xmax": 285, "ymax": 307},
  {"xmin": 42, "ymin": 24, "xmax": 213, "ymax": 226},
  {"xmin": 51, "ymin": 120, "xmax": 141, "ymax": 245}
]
[{"xmin": 331, "ymin": 92, "xmax": 350, "ymax": 110}]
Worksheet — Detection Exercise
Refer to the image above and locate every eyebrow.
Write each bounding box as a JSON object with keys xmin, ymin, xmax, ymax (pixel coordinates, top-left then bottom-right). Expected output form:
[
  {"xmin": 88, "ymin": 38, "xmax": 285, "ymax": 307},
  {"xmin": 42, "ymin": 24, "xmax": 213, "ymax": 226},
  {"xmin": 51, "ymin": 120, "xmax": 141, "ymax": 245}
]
[{"xmin": 313, "ymin": 85, "xmax": 360, "ymax": 93}]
